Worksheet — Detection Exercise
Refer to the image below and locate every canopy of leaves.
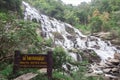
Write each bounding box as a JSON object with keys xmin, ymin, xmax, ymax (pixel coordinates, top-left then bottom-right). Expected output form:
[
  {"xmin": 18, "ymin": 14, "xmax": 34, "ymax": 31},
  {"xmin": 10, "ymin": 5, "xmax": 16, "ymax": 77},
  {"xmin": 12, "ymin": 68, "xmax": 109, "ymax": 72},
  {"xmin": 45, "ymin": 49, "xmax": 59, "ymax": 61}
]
[
  {"xmin": 0, "ymin": 0, "xmax": 21, "ymax": 13},
  {"xmin": 25, "ymin": 0, "xmax": 120, "ymax": 35}
]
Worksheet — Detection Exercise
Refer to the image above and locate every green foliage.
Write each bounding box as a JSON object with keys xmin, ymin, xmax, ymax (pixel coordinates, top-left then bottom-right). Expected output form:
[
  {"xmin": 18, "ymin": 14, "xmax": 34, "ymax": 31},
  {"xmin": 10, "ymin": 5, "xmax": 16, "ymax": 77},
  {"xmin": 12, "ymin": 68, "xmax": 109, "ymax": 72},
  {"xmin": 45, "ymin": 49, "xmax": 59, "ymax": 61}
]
[
  {"xmin": 76, "ymin": 10, "xmax": 89, "ymax": 25},
  {"xmin": 72, "ymin": 61, "xmax": 103, "ymax": 80},
  {"xmin": 0, "ymin": 65, "xmax": 12, "ymax": 78},
  {"xmin": 90, "ymin": 17, "xmax": 103, "ymax": 33},
  {"xmin": 0, "ymin": 13, "xmax": 45, "ymax": 78},
  {"xmin": 24, "ymin": 0, "xmax": 120, "ymax": 37},
  {"xmin": 0, "ymin": 19, "xmax": 42, "ymax": 57},
  {"xmin": 0, "ymin": 0, "xmax": 22, "ymax": 13},
  {"xmin": 31, "ymin": 73, "xmax": 48, "ymax": 80},
  {"xmin": 8, "ymin": 68, "xmax": 38, "ymax": 79},
  {"xmin": 53, "ymin": 71, "xmax": 72, "ymax": 80},
  {"xmin": 109, "ymin": 0, "xmax": 120, "ymax": 11},
  {"xmin": 44, "ymin": 38, "xmax": 53, "ymax": 47},
  {"xmin": 25, "ymin": 0, "xmax": 90, "ymax": 26},
  {"xmin": 53, "ymin": 46, "xmax": 67, "ymax": 70},
  {"xmin": 0, "ymin": 13, "xmax": 8, "ymax": 21},
  {"xmin": 75, "ymin": 24, "xmax": 91, "ymax": 34},
  {"xmin": 0, "ymin": 12, "xmax": 16, "ymax": 23},
  {"xmin": 1, "ymin": 0, "xmax": 120, "ymax": 79}
]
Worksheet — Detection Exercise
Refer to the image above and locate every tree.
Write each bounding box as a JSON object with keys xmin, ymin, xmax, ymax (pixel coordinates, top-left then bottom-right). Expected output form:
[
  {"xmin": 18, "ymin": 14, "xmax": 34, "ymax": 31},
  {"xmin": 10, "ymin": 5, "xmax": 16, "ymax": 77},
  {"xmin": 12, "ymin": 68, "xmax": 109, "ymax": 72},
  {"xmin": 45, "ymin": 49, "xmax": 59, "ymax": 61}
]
[
  {"xmin": 109, "ymin": 0, "xmax": 120, "ymax": 11},
  {"xmin": 76, "ymin": 2, "xmax": 90, "ymax": 25},
  {"xmin": 0, "ymin": 0, "xmax": 21, "ymax": 12},
  {"xmin": 90, "ymin": 17, "xmax": 103, "ymax": 33}
]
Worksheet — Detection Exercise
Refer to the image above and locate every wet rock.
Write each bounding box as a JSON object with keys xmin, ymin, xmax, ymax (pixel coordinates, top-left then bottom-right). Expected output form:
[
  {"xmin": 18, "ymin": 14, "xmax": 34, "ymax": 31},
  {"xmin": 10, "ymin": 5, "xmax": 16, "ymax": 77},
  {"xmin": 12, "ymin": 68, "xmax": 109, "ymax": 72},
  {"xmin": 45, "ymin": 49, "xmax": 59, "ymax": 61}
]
[
  {"xmin": 103, "ymin": 68, "xmax": 111, "ymax": 73},
  {"xmin": 83, "ymin": 49, "xmax": 93, "ymax": 53},
  {"xmin": 68, "ymin": 49, "xmax": 78, "ymax": 53},
  {"xmin": 89, "ymin": 53, "xmax": 120, "ymax": 79},
  {"xmin": 66, "ymin": 63, "xmax": 71, "ymax": 71},
  {"xmin": 88, "ymin": 69, "xmax": 93, "ymax": 73},
  {"xmin": 52, "ymin": 32, "xmax": 64, "ymax": 40},
  {"xmin": 41, "ymin": 31, "xmax": 47, "ymax": 37},
  {"xmin": 112, "ymin": 68, "xmax": 119, "ymax": 72},
  {"xmin": 104, "ymin": 74, "xmax": 119, "ymax": 80},
  {"xmin": 66, "ymin": 35, "xmax": 76, "ymax": 41},
  {"xmin": 76, "ymin": 53, "xmax": 82, "ymax": 61},
  {"xmin": 109, "ymin": 59, "xmax": 119, "ymax": 65},
  {"xmin": 80, "ymin": 50, "xmax": 101, "ymax": 63},
  {"xmin": 88, "ymin": 36, "xmax": 98, "ymax": 41},
  {"xmin": 105, "ymin": 61, "xmax": 114, "ymax": 67},
  {"xmin": 116, "ymin": 46, "xmax": 120, "ymax": 49},
  {"xmin": 91, "ymin": 45, "xmax": 100, "ymax": 49},
  {"xmin": 93, "ymin": 32, "xmax": 112, "ymax": 40},
  {"xmin": 99, "ymin": 62, "xmax": 109, "ymax": 68},
  {"xmin": 111, "ymin": 39, "xmax": 120, "ymax": 45},
  {"xmin": 114, "ymin": 53, "xmax": 120, "ymax": 60},
  {"xmin": 80, "ymin": 36, "xmax": 86, "ymax": 40},
  {"xmin": 65, "ymin": 24, "xmax": 75, "ymax": 35}
]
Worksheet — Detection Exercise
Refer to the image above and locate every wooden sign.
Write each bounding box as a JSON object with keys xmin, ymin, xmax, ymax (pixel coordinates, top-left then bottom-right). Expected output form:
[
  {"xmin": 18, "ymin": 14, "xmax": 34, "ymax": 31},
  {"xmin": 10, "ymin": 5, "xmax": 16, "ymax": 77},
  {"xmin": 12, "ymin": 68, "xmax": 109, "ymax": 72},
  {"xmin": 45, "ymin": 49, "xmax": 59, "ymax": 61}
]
[
  {"xmin": 13, "ymin": 50, "xmax": 53, "ymax": 80},
  {"xmin": 19, "ymin": 54, "xmax": 47, "ymax": 68}
]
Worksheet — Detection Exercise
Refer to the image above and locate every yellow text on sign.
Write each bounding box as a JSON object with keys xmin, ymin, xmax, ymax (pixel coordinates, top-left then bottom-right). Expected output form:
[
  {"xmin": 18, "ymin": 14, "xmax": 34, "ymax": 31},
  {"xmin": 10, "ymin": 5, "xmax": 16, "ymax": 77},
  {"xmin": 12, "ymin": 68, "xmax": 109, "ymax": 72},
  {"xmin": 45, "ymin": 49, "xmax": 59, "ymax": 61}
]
[{"xmin": 22, "ymin": 56, "xmax": 45, "ymax": 61}]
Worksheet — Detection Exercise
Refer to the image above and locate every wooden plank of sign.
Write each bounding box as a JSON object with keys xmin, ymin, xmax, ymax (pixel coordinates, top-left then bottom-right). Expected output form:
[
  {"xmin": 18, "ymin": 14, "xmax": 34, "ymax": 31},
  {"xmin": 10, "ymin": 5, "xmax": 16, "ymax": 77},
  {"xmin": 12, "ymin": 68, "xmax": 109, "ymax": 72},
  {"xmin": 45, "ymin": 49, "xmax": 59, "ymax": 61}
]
[
  {"xmin": 19, "ymin": 54, "xmax": 48, "ymax": 68},
  {"xmin": 13, "ymin": 50, "xmax": 53, "ymax": 80}
]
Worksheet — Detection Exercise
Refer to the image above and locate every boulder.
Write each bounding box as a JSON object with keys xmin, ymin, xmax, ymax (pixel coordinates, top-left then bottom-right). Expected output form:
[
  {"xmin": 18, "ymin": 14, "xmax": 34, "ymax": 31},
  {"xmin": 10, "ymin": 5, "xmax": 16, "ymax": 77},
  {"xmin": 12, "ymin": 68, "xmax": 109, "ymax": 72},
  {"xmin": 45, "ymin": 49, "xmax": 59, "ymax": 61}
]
[
  {"xmin": 109, "ymin": 59, "xmax": 119, "ymax": 65},
  {"xmin": 80, "ymin": 50, "xmax": 101, "ymax": 63},
  {"xmin": 116, "ymin": 46, "xmax": 120, "ymax": 49},
  {"xmin": 93, "ymin": 32, "xmax": 111, "ymax": 40},
  {"xmin": 14, "ymin": 73, "xmax": 38, "ymax": 80},
  {"xmin": 111, "ymin": 39, "xmax": 120, "ymax": 45},
  {"xmin": 103, "ymin": 68, "xmax": 111, "ymax": 73},
  {"xmin": 114, "ymin": 53, "xmax": 120, "ymax": 60},
  {"xmin": 112, "ymin": 68, "xmax": 119, "ymax": 72},
  {"xmin": 105, "ymin": 61, "xmax": 114, "ymax": 67},
  {"xmin": 99, "ymin": 62, "xmax": 109, "ymax": 68},
  {"xmin": 66, "ymin": 35, "xmax": 76, "ymax": 41},
  {"xmin": 88, "ymin": 53, "xmax": 120, "ymax": 79}
]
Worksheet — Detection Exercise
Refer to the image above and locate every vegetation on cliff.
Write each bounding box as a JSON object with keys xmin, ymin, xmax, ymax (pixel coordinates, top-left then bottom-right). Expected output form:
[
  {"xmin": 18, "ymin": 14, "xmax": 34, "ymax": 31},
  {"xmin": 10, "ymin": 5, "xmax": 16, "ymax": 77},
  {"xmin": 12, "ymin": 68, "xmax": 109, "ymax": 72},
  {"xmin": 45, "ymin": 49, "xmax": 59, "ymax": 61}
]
[
  {"xmin": 26, "ymin": 0, "xmax": 120, "ymax": 37},
  {"xmin": 0, "ymin": 0, "xmax": 120, "ymax": 80}
]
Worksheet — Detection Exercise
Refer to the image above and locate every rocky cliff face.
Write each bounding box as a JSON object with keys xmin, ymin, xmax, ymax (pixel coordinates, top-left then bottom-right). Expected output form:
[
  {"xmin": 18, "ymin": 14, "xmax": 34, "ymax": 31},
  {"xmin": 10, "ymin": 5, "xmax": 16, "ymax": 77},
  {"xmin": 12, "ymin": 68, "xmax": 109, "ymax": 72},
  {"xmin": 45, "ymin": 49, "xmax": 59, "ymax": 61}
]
[
  {"xmin": 22, "ymin": 1, "xmax": 120, "ymax": 79},
  {"xmin": 93, "ymin": 32, "xmax": 120, "ymax": 46},
  {"xmin": 89, "ymin": 53, "xmax": 120, "ymax": 79},
  {"xmin": 22, "ymin": 1, "xmax": 120, "ymax": 60}
]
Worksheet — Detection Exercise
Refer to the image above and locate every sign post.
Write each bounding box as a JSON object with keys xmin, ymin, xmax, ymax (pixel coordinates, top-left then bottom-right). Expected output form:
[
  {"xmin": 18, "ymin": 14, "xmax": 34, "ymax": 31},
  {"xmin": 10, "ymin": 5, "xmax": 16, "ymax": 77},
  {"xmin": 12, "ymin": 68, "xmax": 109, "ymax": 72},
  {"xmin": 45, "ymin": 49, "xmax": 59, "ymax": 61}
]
[
  {"xmin": 13, "ymin": 50, "xmax": 53, "ymax": 80},
  {"xmin": 13, "ymin": 50, "xmax": 20, "ymax": 74},
  {"xmin": 47, "ymin": 51, "xmax": 53, "ymax": 80}
]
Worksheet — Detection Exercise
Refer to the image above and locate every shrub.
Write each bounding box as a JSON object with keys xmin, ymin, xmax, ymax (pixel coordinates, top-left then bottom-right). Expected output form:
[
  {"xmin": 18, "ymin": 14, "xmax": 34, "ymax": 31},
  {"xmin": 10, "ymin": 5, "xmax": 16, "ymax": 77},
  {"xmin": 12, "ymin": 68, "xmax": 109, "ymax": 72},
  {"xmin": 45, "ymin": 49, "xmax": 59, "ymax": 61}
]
[
  {"xmin": 31, "ymin": 73, "xmax": 48, "ymax": 80},
  {"xmin": 53, "ymin": 71, "xmax": 72, "ymax": 80},
  {"xmin": 44, "ymin": 38, "xmax": 53, "ymax": 47},
  {"xmin": 90, "ymin": 17, "xmax": 103, "ymax": 33},
  {"xmin": 53, "ymin": 46, "xmax": 67, "ymax": 71}
]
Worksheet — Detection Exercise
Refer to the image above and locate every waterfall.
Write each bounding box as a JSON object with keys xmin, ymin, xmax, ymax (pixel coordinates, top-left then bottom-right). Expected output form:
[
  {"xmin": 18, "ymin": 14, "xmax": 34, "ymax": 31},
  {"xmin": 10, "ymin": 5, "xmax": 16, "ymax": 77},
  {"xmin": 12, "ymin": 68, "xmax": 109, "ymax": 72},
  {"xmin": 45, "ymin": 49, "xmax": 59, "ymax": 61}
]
[{"xmin": 22, "ymin": 1, "xmax": 120, "ymax": 61}]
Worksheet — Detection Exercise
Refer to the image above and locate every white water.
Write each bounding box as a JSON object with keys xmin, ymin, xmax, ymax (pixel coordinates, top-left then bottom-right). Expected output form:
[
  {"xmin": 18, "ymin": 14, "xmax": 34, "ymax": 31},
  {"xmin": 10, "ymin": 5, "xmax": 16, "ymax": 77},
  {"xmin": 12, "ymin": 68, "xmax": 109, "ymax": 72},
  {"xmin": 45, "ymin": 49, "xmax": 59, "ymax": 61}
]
[{"xmin": 22, "ymin": 1, "xmax": 120, "ymax": 61}]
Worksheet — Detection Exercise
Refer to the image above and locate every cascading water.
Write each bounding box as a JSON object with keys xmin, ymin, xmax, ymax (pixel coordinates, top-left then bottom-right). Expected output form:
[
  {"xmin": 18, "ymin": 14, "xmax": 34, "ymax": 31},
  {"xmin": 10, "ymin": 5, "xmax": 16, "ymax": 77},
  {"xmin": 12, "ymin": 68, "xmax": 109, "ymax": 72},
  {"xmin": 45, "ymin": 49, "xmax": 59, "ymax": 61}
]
[{"xmin": 22, "ymin": 1, "xmax": 120, "ymax": 62}]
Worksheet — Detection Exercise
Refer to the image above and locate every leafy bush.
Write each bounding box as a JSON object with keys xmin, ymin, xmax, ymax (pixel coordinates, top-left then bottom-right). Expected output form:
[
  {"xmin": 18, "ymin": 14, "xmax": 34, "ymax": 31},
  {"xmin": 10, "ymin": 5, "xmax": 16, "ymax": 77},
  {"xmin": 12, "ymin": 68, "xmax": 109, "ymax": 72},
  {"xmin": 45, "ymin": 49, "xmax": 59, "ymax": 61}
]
[
  {"xmin": 31, "ymin": 73, "xmax": 48, "ymax": 80},
  {"xmin": 90, "ymin": 17, "xmax": 103, "ymax": 33},
  {"xmin": 72, "ymin": 63, "xmax": 103, "ymax": 80},
  {"xmin": 53, "ymin": 46, "xmax": 67, "ymax": 71},
  {"xmin": 53, "ymin": 71, "xmax": 72, "ymax": 80},
  {"xmin": 0, "ymin": 65, "xmax": 12, "ymax": 79},
  {"xmin": 0, "ymin": 0, "xmax": 22, "ymax": 13},
  {"xmin": 0, "ymin": 12, "xmax": 8, "ymax": 21},
  {"xmin": 44, "ymin": 38, "xmax": 53, "ymax": 47},
  {"xmin": 1, "ymin": 20, "xmax": 38, "ymax": 57}
]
